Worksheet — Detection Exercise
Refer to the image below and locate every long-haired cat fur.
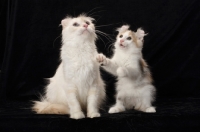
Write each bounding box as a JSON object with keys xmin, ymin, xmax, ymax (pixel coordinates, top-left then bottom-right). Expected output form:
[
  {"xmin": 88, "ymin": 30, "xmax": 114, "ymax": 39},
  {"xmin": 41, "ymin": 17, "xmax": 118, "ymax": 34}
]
[
  {"xmin": 96, "ymin": 25, "xmax": 156, "ymax": 113},
  {"xmin": 32, "ymin": 14, "xmax": 105, "ymax": 119}
]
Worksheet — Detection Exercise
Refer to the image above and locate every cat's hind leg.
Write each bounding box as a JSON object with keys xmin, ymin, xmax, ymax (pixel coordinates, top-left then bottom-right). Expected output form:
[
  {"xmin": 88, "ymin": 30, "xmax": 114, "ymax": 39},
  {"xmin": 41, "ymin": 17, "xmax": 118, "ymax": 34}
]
[
  {"xmin": 134, "ymin": 101, "xmax": 156, "ymax": 113},
  {"xmin": 135, "ymin": 85, "xmax": 156, "ymax": 113},
  {"xmin": 109, "ymin": 94, "xmax": 125, "ymax": 114}
]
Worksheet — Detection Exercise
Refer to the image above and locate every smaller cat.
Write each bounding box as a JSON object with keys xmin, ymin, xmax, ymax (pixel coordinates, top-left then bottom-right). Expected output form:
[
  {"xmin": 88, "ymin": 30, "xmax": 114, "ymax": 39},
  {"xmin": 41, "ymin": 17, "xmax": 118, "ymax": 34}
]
[{"xmin": 96, "ymin": 25, "xmax": 156, "ymax": 113}]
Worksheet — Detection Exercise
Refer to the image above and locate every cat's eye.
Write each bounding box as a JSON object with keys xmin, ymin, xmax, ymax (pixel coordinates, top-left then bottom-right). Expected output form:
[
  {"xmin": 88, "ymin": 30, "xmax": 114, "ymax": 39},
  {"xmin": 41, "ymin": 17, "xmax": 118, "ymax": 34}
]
[
  {"xmin": 85, "ymin": 21, "xmax": 90, "ymax": 25},
  {"xmin": 119, "ymin": 35, "xmax": 123, "ymax": 38},
  {"xmin": 127, "ymin": 37, "xmax": 131, "ymax": 40},
  {"xmin": 73, "ymin": 22, "xmax": 79, "ymax": 27}
]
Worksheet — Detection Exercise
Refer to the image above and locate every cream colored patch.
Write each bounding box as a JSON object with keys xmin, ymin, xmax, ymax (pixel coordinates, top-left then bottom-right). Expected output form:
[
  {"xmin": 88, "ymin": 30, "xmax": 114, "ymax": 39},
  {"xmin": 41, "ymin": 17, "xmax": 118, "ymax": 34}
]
[
  {"xmin": 32, "ymin": 101, "xmax": 69, "ymax": 114},
  {"xmin": 140, "ymin": 59, "xmax": 153, "ymax": 83},
  {"xmin": 66, "ymin": 89, "xmax": 77, "ymax": 94},
  {"xmin": 88, "ymin": 88, "xmax": 98, "ymax": 95},
  {"xmin": 128, "ymin": 31, "xmax": 140, "ymax": 48},
  {"xmin": 140, "ymin": 58, "xmax": 148, "ymax": 67}
]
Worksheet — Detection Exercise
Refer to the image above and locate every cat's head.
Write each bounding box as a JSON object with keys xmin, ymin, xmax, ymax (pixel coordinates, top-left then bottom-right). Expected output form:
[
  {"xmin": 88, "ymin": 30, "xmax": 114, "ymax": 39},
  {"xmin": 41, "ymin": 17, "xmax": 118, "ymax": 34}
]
[
  {"xmin": 115, "ymin": 25, "xmax": 146, "ymax": 52},
  {"xmin": 61, "ymin": 14, "xmax": 97, "ymax": 41}
]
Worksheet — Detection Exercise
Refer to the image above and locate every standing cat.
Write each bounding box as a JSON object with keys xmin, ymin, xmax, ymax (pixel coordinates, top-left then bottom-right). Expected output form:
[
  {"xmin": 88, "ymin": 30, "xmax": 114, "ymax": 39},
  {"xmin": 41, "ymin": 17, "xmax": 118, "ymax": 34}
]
[
  {"xmin": 32, "ymin": 14, "xmax": 105, "ymax": 119},
  {"xmin": 96, "ymin": 25, "xmax": 156, "ymax": 113}
]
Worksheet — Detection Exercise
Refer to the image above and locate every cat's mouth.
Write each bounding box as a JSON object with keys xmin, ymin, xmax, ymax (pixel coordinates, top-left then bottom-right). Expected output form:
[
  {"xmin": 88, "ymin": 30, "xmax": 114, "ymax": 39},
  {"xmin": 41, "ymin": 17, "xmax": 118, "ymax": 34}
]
[
  {"xmin": 120, "ymin": 43, "xmax": 125, "ymax": 48},
  {"xmin": 81, "ymin": 28, "xmax": 90, "ymax": 34}
]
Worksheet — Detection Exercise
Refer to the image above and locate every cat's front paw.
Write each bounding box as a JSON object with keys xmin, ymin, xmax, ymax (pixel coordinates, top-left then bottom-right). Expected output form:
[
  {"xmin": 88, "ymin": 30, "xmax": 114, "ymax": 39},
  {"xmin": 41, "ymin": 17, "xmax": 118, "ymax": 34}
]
[
  {"xmin": 145, "ymin": 107, "xmax": 156, "ymax": 113},
  {"xmin": 108, "ymin": 106, "xmax": 125, "ymax": 114},
  {"xmin": 87, "ymin": 112, "xmax": 100, "ymax": 118},
  {"xmin": 116, "ymin": 67, "xmax": 126, "ymax": 77},
  {"xmin": 96, "ymin": 54, "xmax": 108, "ymax": 66},
  {"xmin": 70, "ymin": 111, "xmax": 85, "ymax": 119}
]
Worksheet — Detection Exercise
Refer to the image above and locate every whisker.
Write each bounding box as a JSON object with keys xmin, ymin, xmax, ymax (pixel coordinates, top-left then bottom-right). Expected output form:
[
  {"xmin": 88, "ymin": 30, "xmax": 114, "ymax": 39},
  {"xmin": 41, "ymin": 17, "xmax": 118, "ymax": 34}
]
[
  {"xmin": 96, "ymin": 30, "xmax": 114, "ymax": 41},
  {"xmin": 97, "ymin": 34, "xmax": 106, "ymax": 48},
  {"xmin": 96, "ymin": 22, "xmax": 122, "ymax": 28},
  {"xmin": 94, "ymin": 16, "xmax": 103, "ymax": 23},
  {"xmin": 97, "ymin": 33, "xmax": 115, "ymax": 52},
  {"xmin": 53, "ymin": 34, "xmax": 62, "ymax": 47},
  {"xmin": 96, "ymin": 31, "xmax": 110, "ymax": 38},
  {"xmin": 96, "ymin": 24, "xmax": 116, "ymax": 28},
  {"xmin": 89, "ymin": 10, "xmax": 106, "ymax": 17},
  {"xmin": 89, "ymin": 15, "xmax": 101, "ymax": 19},
  {"xmin": 96, "ymin": 33, "xmax": 111, "ymax": 42},
  {"xmin": 87, "ymin": 6, "xmax": 104, "ymax": 16},
  {"xmin": 107, "ymin": 43, "xmax": 115, "ymax": 54}
]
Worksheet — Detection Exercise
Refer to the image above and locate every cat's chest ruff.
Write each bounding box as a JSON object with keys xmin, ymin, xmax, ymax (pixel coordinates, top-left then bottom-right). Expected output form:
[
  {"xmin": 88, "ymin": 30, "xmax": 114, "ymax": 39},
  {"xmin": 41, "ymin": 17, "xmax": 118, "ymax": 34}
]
[
  {"xmin": 63, "ymin": 45, "xmax": 96, "ymax": 65},
  {"xmin": 71, "ymin": 49, "xmax": 97, "ymax": 71},
  {"xmin": 116, "ymin": 54, "xmax": 137, "ymax": 67}
]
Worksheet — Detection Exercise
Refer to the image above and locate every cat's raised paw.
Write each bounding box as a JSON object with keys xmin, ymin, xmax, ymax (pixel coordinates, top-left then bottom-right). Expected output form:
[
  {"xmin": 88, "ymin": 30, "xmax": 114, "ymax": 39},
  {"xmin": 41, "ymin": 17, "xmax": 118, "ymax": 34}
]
[
  {"xmin": 96, "ymin": 54, "xmax": 108, "ymax": 65},
  {"xmin": 145, "ymin": 107, "xmax": 156, "ymax": 113},
  {"xmin": 87, "ymin": 112, "xmax": 100, "ymax": 118},
  {"xmin": 70, "ymin": 111, "xmax": 85, "ymax": 119},
  {"xmin": 135, "ymin": 28, "xmax": 146, "ymax": 41}
]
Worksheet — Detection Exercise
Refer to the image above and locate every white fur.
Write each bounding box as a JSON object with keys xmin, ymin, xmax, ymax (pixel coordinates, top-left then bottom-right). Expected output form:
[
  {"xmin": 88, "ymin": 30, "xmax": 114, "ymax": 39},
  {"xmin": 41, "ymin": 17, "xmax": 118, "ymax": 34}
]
[
  {"xmin": 135, "ymin": 28, "xmax": 147, "ymax": 41},
  {"xmin": 32, "ymin": 14, "xmax": 105, "ymax": 119},
  {"xmin": 97, "ymin": 25, "xmax": 156, "ymax": 113},
  {"xmin": 116, "ymin": 25, "xmax": 130, "ymax": 33}
]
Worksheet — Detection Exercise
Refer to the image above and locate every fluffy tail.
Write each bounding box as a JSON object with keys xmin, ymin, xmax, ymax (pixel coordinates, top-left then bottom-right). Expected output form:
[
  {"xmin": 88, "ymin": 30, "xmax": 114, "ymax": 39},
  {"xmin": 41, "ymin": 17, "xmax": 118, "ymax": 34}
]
[{"xmin": 32, "ymin": 101, "xmax": 69, "ymax": 114}]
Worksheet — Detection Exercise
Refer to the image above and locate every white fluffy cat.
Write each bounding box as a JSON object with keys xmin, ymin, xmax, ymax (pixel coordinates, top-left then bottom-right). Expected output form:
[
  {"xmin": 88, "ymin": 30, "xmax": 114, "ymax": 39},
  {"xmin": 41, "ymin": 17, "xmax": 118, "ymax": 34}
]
[
  {"xmin": 96, "ymin": 25, "xmax": 156, "ymax": 113},
  {"xmin": 32, "ymin": 14, "xmax": 105, "ymax": 119}
]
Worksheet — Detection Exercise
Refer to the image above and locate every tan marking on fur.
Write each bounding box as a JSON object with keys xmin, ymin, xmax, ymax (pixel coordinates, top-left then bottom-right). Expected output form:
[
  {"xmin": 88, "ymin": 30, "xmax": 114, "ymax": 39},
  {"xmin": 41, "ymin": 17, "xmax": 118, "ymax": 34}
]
[
  {"xmin": 117, "ymin": 32, "xmax": 125, "ymax": 39},
  {"xmin": 88, "ymin": 88, "xmax": 98, "ymax": 95},
  {"xmin": 32, "ymin": 101, "xmax": 69, "ymax": 114},
  {"xmin": 140, "ymin": 59, "xmax": 153, "ymax": 83},
  {"xmin": 140, "ymin": 58, "xmax": 148, "ymax": 67},
  {"xmin": 129, "ymin": 31, "xmax": 140, "ymax": 48}
]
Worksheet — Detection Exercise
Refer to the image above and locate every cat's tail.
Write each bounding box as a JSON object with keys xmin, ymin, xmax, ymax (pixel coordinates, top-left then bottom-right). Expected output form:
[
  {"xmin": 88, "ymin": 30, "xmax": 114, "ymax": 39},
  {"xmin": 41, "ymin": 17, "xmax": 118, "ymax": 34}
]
[{"xmin": 32, "ymin": 101, "xmax": 69, "ymax": 114}]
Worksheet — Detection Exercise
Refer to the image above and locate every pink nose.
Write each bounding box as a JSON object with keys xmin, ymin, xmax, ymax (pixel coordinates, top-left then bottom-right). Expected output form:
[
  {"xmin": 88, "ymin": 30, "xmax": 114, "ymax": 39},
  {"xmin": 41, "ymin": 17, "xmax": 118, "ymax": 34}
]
[
  {"xmin": 120, "ymin": 39, "xmax": 124, "ymax": 43},
  {"xmin": 83, "ymin": 24, "xmax": 88, "ymax": 28}
]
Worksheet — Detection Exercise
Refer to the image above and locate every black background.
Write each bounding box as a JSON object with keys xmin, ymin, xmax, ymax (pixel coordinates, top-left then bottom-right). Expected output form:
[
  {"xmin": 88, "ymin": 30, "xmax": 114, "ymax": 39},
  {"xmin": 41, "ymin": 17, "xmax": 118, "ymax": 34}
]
[{"xmin": 0, "ymin": 0, "xmax": 200, "ymax": 131}]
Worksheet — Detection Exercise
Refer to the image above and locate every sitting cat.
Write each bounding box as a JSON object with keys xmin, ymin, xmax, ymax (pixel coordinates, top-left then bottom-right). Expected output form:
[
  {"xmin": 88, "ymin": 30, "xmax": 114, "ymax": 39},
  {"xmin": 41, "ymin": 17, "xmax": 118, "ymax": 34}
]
[
  {"xmin": 32, "ymin": 14, "xmax": 105, "ymax": 119},
  {"xmin": 96, "ymin": 25, "xmax": 156, "ymax": 113}
]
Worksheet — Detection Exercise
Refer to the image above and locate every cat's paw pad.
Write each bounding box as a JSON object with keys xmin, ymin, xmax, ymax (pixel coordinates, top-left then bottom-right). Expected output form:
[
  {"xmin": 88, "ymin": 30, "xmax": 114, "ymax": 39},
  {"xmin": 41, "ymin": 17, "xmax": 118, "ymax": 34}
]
[
  {"xmin": 145, "ymin": 107, "xmax": 156, "ymax": 113},
  {"xmin": 70, "ymin": 111, "xmax": 85, "ymax": 119},
  {"xmin": 96, "ymin": 54, "xmax": 108, "ymax": 65},
  {"xmin": 108, "ymin": 106, "xmax": 125, "ymax": 114},
  {"xmin": 87, "ymin": 112, "xmax": 100, "ymax": 118},
  {"xmin": 116, "ymin": 67, "xmax": 126, "ymax": 77}
]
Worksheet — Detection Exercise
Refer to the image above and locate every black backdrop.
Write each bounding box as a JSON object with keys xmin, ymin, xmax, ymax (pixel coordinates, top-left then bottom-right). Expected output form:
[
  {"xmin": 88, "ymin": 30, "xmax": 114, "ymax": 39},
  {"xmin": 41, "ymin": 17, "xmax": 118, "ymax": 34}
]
[
  {"xmin": 1, "ymin": 0, "xmax": 200, "ymax": 101},
  {"xmin": 1, "ymin": 0, "xmax": 200, "ymax": 131}
]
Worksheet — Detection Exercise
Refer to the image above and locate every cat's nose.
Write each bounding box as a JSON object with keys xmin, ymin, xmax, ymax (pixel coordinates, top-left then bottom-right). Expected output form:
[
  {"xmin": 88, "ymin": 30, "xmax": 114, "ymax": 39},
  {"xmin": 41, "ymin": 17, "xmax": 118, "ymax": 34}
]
[
  {"xmin": 83, "ymin": 24, "xmax": 88, "ymax": 28},
  {"xmin": 120, "ymin": 39, "xmax": 124, "ymax": 43}
]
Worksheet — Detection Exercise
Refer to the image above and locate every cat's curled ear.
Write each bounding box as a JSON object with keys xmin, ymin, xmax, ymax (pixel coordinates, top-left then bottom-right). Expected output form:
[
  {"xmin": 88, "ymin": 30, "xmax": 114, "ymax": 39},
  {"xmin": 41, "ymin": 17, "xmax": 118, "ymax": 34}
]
[
  {"xmin": 61, "ymin": 17, "xmax": 72, "ymax": 28},
  {"xmin": 116, "ymin": 25, "xmax": 130, "ymax": 33},
  {"xmin": 135, "ymin": 28, "xmax": 147, "ymax": 41}
]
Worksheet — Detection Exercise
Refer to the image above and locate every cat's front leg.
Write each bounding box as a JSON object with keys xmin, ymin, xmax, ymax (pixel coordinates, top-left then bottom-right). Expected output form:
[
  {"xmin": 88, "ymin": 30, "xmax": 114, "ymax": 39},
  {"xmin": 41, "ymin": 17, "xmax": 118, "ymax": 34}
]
[
  {"xmin": 116, "ymin": 67, "xmax": 127, "ymax": 77},
  {"xmin": 96, "ymin": 54, "xmax": 119, "ymax": 76},
  {"xmin": 87, "ymin": 87, "xmax": 101, "ymax": 118},
  {"xmin": 66, "ymin": 88, "xmax": 85, "ymax": 119}
]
